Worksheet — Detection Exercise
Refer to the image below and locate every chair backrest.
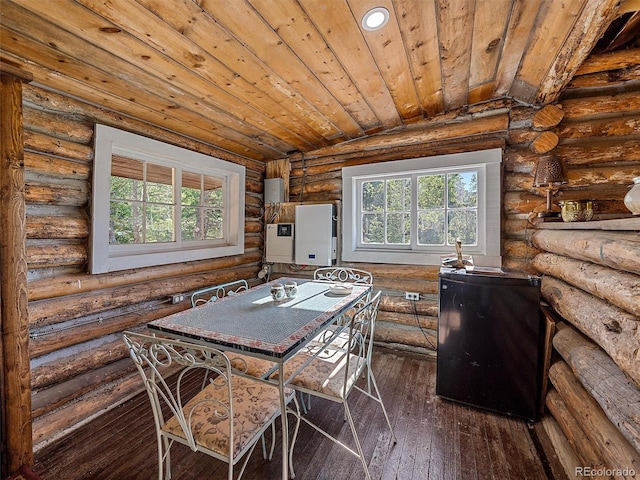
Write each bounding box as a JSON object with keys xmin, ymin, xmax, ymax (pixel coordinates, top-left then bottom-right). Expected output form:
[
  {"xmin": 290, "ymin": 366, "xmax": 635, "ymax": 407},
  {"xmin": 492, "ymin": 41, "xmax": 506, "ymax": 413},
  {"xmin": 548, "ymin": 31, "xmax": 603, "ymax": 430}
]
[
  {"xmin": 328, "ymin": 290, "xmax": 381, "ymax": 398},
  {"xmin": 122, "ymin": 331, "xmax": 233, "ymax": 454},
  {"xmin": 350, "ymin": 290, "xmax": 381, "ymax": 358},
  {"xmin": 191, "ymin": 279, "xmax": 249, "ymax": 307},
  {"xmin": 313, "ymin": 267, "xmax": 373, "ymax": 285}
]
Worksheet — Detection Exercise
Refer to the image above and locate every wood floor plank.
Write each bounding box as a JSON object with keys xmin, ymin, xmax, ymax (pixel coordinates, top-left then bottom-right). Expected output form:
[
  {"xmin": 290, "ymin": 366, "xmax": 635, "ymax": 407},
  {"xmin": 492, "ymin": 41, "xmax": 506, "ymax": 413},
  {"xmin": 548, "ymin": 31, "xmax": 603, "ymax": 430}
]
[
  {"xmin": 394, "ymin": 355, "xmax": 429, "ymax": 479},
  {"xmin": 379, "ymin": 353, "xmax": 418, "ymax": 478},
  {"xmin": 409, "ymin": 358, "xmax": 437, "ymax": 479},
  {"xmin": 33, "ymin": 347, "xmax": 554, "ymax": 480}
]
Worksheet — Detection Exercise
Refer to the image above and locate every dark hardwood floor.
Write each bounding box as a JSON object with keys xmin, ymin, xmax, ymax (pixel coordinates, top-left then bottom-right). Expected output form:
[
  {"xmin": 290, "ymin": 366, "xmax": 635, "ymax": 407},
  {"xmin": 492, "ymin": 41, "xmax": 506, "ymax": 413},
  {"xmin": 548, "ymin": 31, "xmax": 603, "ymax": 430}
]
[{"xmin": 33, "ymin": 348, "xmax": 560, "ymax": 480}]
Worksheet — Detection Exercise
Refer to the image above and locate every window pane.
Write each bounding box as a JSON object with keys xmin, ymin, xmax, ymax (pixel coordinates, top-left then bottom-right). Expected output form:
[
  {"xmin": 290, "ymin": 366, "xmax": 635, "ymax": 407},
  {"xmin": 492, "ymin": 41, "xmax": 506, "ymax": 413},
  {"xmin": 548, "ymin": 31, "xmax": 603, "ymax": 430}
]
[
  {"xmin": 111, "ymin": 157, "xmax": 144, "ymax": 201},
  {"xmin": 146, "ymin": 205, "xmax": 174, "ymax": 243},
  {"xmin": 447, "ymin": 209, "xmax": 477, "ymax": 245},
  {"xmin": 386, "ymin": 212, "xmax": 410, "ymax": 244},
  {"xmin": 418, "ymin": 210, "xmax": 445, "ymax": 245},
  {"xmin": 109, "ymin": 200, "xmax": 142, "ymax": 244},
  {"xmin": 448, "ymin": 172, "xmax": 477, "ymax": 208},
  {"xmin": 386, "ymin": 178, "xmax": 411, "ymax": 211},
  {"xmin": 204, "ymin": 208, "xmax": 223, "ymax": 239},
  {"xmin": 110, "ymin": 176, "xmax": 143, "ymax": 201},
  {"xmin": 181, "ymin": 206, "xmax": 198, "ymax": 240},
  {"xmin": 362, "ymin": 180, "xmax": 384, "ymax": 212},
  {"xmin": 182, "ymin": 171, "xmax": 201, "ymax": 206},
  {"xmin": 418, "ymin": 175, "xmax": 445, "ymax": 209},
  {"xmin": 146, "ymin": 164, "xmax": 174, "ymax": 203},
  {"xmin": 362, "ymin": 213, "xmax": 384, "ymax": 244},
  {"xmin": 203, "ymin": 175, "xmax": 223, "ymax": 208}
]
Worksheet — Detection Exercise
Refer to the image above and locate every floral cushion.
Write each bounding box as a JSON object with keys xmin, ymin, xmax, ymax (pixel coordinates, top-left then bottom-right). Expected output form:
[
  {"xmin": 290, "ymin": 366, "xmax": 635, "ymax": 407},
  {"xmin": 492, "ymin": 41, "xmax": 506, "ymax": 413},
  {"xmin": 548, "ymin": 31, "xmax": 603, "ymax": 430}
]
[
  {"xmin": 228, "ymin": 354, "xmax": 275, "ymax": 377},
  {"xmin": 161, "ymin": 375, "xmax": 290, "ymax": 458},
  {"xmin": 273, "ymin": 350, "xmax": 365, "ymax": 399}
]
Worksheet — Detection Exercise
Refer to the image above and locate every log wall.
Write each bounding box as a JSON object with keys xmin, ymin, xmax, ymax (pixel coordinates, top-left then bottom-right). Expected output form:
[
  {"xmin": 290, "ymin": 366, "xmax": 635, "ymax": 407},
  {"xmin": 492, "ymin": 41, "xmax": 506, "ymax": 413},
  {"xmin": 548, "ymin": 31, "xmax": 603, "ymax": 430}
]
[
  {"xmin": 21, "ymin": 85, "xmax": 265, "ymax": 450},
  {"xmin": 16, "ymin": 45, "xmax": 640, "ymax": 464},
  {"xmin": 277, "ymin": 72, "xmax": 636, "ymax": 354},
  {"xmin": 530, "ymin": 49, "xmax": 640, "ymax": 477}
]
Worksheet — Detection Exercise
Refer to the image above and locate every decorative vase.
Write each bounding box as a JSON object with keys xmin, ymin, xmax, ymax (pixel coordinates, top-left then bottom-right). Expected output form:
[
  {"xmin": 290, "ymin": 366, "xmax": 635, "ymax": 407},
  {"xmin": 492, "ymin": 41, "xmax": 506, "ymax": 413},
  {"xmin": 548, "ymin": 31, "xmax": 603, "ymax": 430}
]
[{"xmin": 624, "ymin": 177, "xmax": 640, "ymax": 215}]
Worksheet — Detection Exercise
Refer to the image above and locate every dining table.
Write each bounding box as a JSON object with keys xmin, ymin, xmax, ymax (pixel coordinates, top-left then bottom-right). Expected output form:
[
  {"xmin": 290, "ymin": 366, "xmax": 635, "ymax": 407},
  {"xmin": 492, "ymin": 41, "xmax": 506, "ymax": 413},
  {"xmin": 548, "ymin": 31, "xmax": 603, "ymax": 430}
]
[{"xmin": 147, "ymin": 277, "xmax": 372, "ymax": 480}]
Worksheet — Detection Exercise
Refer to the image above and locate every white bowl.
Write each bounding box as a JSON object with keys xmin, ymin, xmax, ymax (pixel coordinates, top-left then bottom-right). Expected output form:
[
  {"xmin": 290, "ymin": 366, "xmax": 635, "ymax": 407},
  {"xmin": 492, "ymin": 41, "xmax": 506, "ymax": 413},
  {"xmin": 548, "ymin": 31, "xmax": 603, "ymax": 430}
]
[{"xmin": 329, "ymin": 283, "xmax": 353, "ymax": 295}]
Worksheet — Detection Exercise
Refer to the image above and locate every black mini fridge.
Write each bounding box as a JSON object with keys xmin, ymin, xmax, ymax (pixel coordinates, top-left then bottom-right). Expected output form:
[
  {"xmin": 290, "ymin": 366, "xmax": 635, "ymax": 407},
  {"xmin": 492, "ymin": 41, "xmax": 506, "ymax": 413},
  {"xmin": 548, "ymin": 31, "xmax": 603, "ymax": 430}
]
[{"xmin": 436, "ymin": 268, "xmax": 543, "ymax": 421}]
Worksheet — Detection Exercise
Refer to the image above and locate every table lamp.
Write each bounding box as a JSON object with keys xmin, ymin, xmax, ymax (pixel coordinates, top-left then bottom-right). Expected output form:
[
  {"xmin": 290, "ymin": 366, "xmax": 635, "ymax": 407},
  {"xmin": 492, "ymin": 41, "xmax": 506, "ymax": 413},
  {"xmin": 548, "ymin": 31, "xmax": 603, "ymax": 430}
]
[{"xmin": 533, "ymin": 155, "xmax": 567, "ymax": 217}]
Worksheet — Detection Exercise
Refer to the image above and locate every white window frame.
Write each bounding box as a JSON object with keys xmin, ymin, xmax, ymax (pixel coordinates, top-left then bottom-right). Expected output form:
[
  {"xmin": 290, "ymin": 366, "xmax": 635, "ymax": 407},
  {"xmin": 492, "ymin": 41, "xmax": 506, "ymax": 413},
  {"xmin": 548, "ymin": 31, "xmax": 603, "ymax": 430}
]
[
  {"xmin": 342, "ymin": 148, "xmax": 502, "ymax": 267},
  {"xmin": 91, "ymin": 124, "xmax": 245, "ymax": 274}
]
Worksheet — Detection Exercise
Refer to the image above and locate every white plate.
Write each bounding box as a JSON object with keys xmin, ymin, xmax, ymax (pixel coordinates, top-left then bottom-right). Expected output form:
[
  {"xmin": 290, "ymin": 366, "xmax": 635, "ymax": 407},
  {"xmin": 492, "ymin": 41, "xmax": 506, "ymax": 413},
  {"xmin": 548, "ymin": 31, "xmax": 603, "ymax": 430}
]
[{"xmin": 329, "ymin": 283, "xmax": 353, "ymax": 295}]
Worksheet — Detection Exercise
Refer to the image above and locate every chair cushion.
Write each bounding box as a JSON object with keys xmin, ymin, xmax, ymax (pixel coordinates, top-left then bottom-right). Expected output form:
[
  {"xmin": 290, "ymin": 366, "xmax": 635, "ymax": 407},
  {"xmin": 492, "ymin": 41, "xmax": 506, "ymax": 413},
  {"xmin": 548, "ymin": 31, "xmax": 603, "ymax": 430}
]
[
  {"xmin": 228, "ymin": 354, "xmax": 275, "ymax": 378},
  {"xmin": 161, "ymin": 375, "xmax": 288, "ymax": 458},
  {"xmin": 275, "ymin": 350, "xmax": 365, "ymax": 399}
]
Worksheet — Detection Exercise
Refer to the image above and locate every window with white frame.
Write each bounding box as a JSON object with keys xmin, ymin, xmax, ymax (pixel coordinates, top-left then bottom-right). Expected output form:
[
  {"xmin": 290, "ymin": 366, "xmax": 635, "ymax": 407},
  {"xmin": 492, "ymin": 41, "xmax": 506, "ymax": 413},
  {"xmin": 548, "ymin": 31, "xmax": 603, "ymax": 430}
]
[
  {"xmin": 91, "ymin": 125, "xmax": 245, "ymax": 274},
  {"xmin": 342, "ymin": 149, "xmax": 502, "ymax": 266}
]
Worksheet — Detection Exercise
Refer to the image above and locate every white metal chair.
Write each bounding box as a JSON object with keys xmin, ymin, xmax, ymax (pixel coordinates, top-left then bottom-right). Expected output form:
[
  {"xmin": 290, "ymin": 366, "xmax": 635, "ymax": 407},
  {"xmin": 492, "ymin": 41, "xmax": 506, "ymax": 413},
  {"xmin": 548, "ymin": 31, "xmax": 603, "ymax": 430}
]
[
  {"xmin": 123, "ymin": 331, "xmax": 300, "ymax": 480},
  {"xmin": 189, "ymin": 279, "xmax": 279, "ymax": 457},
  {"xmin": 271, "ymin": 291, "xmax": 396, "ymax": 480},
  {"xmin": 191, "ymin": 279, "xmax": 249, "ymax": 307},
  {"xmin": 313, "ymin": 267, "xmax": 373, "ymax": 287},
  {"xmin": 299, "ymin": 268, "xmax": 376, "ymax": 413}
]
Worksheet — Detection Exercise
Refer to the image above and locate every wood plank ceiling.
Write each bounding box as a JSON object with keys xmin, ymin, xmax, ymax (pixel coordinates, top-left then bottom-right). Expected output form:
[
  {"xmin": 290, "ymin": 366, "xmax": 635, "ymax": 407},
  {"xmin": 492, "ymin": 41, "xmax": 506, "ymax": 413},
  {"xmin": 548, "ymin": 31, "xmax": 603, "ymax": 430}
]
[{"xmin": 1, "ymin": 0, "xmax": 638, "ymax": 162}]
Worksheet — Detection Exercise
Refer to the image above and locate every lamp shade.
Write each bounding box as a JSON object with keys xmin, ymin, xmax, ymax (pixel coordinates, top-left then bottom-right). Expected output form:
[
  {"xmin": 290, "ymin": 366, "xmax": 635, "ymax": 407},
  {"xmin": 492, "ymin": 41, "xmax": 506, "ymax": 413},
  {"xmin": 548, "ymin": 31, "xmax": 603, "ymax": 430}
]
[{"xmin": 533, "ymin": 155, "xmax": 567, "ymax": 187}]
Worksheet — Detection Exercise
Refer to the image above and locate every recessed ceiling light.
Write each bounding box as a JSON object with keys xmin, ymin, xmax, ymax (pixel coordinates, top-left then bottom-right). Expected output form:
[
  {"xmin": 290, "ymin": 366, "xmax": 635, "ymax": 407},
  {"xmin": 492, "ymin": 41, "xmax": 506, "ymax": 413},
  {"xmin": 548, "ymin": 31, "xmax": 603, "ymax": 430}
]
[{"xmin": 362, "ymin": 7, "xmax": 389, "ymax": 31}]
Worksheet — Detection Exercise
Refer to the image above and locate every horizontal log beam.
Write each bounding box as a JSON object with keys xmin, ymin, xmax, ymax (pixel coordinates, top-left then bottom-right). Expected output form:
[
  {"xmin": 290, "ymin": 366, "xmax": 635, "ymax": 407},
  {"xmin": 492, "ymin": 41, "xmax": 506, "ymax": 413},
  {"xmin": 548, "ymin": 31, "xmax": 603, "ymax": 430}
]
[
  {"xmin": 24, "ymin": 130, "xmax": 93, "ymax": 163},
  {"xmin": 31, "ymin": 338, "xmax": 128, "ymax": 390},
  {"xmin": 32, "ymin": 358, "xmax": 135, "ymax": 418},
  {"xmin": 24, "ymin": 151, "xmax": 90, "ymax": 180},
  {"xmin": 542, "ymin": 276, "xmax": 640, "ymax": 387},
  {"xmin": 377, "ymin": 310, "xmax": 437, "ymax": 331},
  {"xmin": 32, "ymin": 373, "xmax": 142, "ymax": 450},
  {"xmin": 300, "ymin": 114, "xmax": 509, "ymax": 158},
  {"xmin": 545, "ymin": 388, "xmax": 607, "ymax": 471},
  {"xmin": 23, "ymin": 106, "xmax": 93, "ymax": 144},
  {"xmin": 28, "ymin": 265, "xmax": 257, "ymax": 328},
  {"xmin": 289, "ymin": 138, "xmax": 506, "ymax": 176},
  {"xmin": 575, "ymin": 48, "xmax": 640, "ymax": 76},
  {"xmin": 380, "ymin": 295, "xmax": 438, "ymax": 317},
  {"xmin": 549, "ymin": 361, "xmax": 640, "ymax": 476},
  {"xmin": 26, "ymin": 241, "xmax": 87, "ymax": 268},
  {"xmin": 555, "ymin": 137, "xmax": 640, "ymax": 166},
  {"xmin": 27, "ymin": 250, "xmax": 262, "ymax": 300},
  {"xmin": 560, "ymin": 91, "xmax": 640, "ymax": 120},
  {"xmin": 541, "ymin": 415, "xmax": 582, "ymax": 479},
  {"xmin": 25, "ymin": 182, "xmax": 89, "ymax": 207},
  {"xmin": 554, "ymin": 322, "xmax": 640, "ymax": 453},
  {"xmin": 29, "ymin": 300, "xmax": 185, "ymax": 358},
  {"xmin": 26, "ymin": 214, "xmax": 90, "ymax": 240},
  {"xmin": 533, "ymin": 253, "xmax": 640, "ymax": 317},
  {"xmin": 556, "ymin": 115, "xmax": 640, "ymax": 140},
  {"xmin": 531, "ymin": 229, "xmax": 640, "ymax": 275},
  {"xmin": 374, "ymin": 322, "xmax": 437, "ymax": 351}
]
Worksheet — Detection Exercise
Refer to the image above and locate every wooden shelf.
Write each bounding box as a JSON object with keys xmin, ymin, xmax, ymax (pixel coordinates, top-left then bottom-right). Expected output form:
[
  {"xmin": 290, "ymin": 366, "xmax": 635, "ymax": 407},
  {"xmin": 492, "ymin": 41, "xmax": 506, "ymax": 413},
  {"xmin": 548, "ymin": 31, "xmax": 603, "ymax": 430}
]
[{"xmin": 534, "ymin": 215, "xmax": 640, "ymax": 231}]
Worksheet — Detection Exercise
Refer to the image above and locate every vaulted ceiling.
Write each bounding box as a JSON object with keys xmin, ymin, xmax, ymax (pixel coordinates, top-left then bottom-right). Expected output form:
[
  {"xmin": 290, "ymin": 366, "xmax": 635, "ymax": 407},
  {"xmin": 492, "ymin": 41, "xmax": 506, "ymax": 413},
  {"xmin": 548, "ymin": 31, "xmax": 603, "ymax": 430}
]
[{"xmin": 1, "ymin": 0, "xmax": 638, "ymax": 161}]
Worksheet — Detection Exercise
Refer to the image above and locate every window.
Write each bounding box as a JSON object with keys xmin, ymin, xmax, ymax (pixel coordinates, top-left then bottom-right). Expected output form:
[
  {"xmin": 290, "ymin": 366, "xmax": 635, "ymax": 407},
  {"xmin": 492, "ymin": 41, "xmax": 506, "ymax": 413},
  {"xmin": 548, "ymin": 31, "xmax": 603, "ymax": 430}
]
[
  {"xmin": 342, "ymin": 149, "xmax": 501, "ymax": 266},
  {"xmin": 91, "ymin": 125, "xmax": 245, "ymax": 273}
]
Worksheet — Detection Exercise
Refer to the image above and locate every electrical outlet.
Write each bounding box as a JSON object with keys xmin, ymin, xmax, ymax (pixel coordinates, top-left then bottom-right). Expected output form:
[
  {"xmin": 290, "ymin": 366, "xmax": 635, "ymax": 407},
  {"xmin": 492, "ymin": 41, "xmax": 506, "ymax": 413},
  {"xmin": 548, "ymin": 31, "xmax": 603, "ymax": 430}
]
[
  {"xmin": 171, "ymin": 294, "xmax": 185, "ymax": 304},
  {"xmin": 405, "ymin": 291, "xmax": 419, "ymax": 301}
]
